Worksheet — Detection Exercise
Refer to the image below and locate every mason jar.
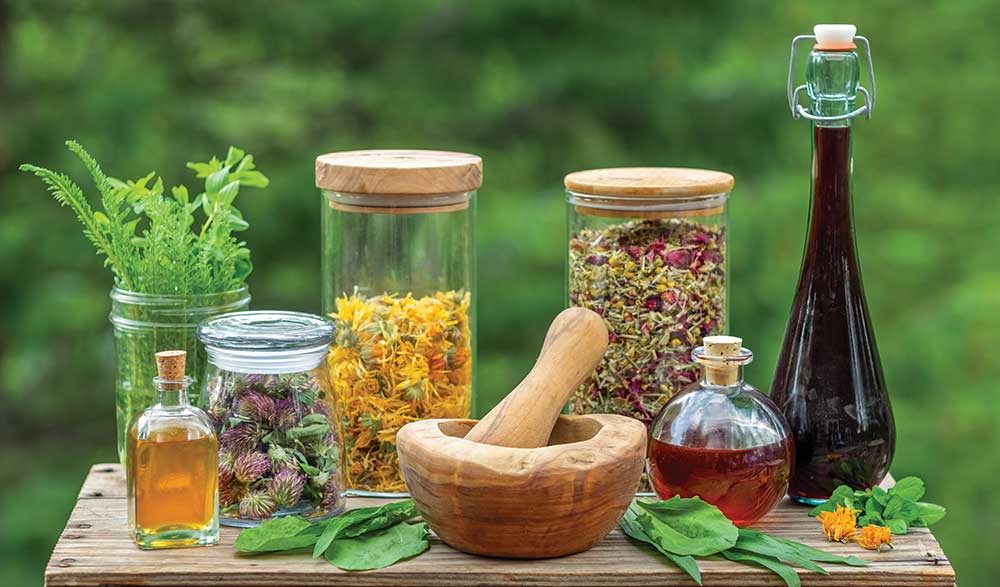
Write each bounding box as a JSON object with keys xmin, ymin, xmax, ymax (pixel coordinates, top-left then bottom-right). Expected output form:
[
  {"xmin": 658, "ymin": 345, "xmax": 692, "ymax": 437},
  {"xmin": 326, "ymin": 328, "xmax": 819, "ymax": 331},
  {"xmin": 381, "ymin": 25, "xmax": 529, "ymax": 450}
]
[
  {"xmin": 564, "ymin": 167, "xmax": 732, "ymax": 427},
  {"xmin": 317, "ymin": 149, "xmax": 480, "ymax": 496},
  {"xmin": 109, "ymin": 286, "xmax": 251, "ymax": 465},
  {"xmin": 197, "ymin": 311, "xmax": 342, "ymax": 526}
]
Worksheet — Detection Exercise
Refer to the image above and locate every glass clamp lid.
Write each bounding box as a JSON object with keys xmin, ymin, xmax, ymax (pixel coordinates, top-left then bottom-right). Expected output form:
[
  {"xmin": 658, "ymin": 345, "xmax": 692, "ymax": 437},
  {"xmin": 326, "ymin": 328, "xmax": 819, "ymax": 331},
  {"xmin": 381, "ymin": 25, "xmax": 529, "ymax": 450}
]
[
  {"xmin": 197, "ymin": 311, "xmax": 335, "ymax": 374},
  {"xmin": 787, "ymin": 24, "xmax": 876, "ymax": 122}
]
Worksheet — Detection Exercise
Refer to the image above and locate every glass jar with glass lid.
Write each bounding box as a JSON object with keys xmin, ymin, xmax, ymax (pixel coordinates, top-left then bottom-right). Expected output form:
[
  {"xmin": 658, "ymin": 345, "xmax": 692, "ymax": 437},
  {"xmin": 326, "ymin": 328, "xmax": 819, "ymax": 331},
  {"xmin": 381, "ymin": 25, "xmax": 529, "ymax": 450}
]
[
  {"xmin": 196, "ymin": 311, "xmax": 342, "ymax": 526},
  {"xmin": 564, "ymin": 167, "xmax": 732, "ymax": 427},
  {"xmin": 317, "ymin": 149, "xmax": 480, "ymax": 496}
]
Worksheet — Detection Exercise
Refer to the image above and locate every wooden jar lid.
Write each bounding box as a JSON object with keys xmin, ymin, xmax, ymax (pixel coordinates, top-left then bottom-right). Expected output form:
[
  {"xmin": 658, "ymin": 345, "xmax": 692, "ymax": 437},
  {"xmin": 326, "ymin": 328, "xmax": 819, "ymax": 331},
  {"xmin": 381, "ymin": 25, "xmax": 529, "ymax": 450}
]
[
  {"xmin": 315, "ymin": 149, "xmax": 483, "ymax": 195},
  {"xmin": 565, "ymin": 167, "xmax": 733, "ymax": 219}
]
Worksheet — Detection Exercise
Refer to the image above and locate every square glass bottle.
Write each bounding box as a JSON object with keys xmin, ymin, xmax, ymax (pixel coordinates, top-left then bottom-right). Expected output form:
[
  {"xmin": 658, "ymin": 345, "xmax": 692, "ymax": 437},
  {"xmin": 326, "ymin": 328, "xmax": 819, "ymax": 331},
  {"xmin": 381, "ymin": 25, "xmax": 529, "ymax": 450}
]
[{"xmin": 127, "ymin": 350, "xmax": 219, "ymax": 549}]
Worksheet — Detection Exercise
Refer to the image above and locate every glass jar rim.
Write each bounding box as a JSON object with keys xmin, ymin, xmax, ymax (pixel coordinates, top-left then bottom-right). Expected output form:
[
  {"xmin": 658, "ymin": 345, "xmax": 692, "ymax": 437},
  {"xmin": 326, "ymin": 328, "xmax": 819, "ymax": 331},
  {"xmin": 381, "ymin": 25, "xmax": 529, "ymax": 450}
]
[
  {"xmin": 197, "ymin": 310, "xmax": 334, "ymax": 351},
  {"xmin": 110, "ymin": 285, "xmax": 250, "ymax": 304}
]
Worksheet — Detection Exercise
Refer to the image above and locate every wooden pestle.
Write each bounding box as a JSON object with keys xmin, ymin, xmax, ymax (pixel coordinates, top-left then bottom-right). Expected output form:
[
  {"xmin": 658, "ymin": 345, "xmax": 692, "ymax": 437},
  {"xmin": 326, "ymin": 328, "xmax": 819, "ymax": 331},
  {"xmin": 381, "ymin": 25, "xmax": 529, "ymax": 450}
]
[{"xmin": 463, "ymin": 307, "xmax": 608, "ymax": 448}]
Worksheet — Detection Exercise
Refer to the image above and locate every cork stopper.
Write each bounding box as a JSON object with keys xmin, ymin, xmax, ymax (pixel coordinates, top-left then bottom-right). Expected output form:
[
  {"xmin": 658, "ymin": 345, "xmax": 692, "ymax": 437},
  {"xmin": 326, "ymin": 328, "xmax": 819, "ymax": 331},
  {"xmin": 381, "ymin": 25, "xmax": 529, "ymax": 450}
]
[
  {"xmin": 701, "ymin": 336, "xmax": 744, "ymax": 387},
  {"xmin": 155, "ymin": 350, "xmax": 187, "ymax": 390}
]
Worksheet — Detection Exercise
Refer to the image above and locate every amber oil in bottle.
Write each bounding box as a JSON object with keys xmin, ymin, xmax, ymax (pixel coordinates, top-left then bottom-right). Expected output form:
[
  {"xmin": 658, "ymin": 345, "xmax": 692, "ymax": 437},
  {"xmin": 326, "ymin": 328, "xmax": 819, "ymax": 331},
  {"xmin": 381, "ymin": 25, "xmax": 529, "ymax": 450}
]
[{"xmin": 127, "ymin": 350, "xmax": 219, "ymax": 549}]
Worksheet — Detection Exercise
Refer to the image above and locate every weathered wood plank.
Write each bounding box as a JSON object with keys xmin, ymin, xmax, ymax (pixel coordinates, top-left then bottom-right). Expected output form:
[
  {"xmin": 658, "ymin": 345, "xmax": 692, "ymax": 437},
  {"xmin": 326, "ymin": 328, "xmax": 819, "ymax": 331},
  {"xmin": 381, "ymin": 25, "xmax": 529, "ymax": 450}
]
[{"xmin": 46, "ymin": 464, "xmax": 956, "ymax": 587}]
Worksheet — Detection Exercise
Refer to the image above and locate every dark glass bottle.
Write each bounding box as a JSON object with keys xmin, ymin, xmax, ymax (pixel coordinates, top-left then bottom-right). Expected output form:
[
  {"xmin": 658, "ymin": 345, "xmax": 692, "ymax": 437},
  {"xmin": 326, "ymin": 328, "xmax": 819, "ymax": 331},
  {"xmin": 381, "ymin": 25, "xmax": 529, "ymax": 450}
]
[{"xmin": 770, "ymin": 25, "xmax": 894, "ymax": 505}]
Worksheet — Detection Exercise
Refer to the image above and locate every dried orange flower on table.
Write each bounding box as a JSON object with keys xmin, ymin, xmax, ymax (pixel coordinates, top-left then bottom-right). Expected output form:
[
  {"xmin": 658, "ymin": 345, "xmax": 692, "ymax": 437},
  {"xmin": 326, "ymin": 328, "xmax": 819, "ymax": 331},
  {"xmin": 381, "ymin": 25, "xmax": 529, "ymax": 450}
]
[
  {"xmin": 817, "ymin": 504, "xmax": 859, "ymax": 543},
  {"xmin": 857, "ymin": 524, "xmax": 893, "ymax": 551},
  {"xmin": 326, "ymin": 289, "xmax": 472, "ymax": 493}
]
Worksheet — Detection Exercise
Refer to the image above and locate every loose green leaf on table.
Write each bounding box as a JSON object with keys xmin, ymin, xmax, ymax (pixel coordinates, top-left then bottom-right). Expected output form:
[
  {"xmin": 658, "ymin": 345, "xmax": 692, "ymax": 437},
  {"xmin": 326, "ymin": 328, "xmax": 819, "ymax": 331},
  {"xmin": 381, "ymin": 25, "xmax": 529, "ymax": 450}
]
[
  {"xmin": 234, "ymin": 516, "xmax": 319, "ymax": 553},
  {"xmin": 324, "ymin": 522, "xmax": 430, "ymax": 571},
  {"xmin": 620, "ymin": 498, "xmax": 866, "ymax": 586},
  {"xmin": 720, "ymin": 549, "xmax": 801, "ymax": 587},
  {"xmin": 313, "ymin": 500, "xmax": 418, "ymax": 558},
  {"xmin": 620, "ymin": 506, "xmax": 702, "ymax": 585},
  {"xmin": 635, "ymin": 497, "xmax": 738, "ymax": 556}
]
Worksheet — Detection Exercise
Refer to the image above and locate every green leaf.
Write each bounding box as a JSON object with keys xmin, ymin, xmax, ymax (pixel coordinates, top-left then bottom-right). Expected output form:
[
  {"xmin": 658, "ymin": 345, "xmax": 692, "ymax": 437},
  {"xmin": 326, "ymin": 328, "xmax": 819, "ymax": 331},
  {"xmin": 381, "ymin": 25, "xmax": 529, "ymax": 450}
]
[
  {"xmin": 234, "ymin": 516, "xmax": 318, "ymax": 552},
  {"xmin": 619, "ymin": 508, "xmax": 702, "ymax": 585},
  {"xmin": 731, "ymin": 529, "xmax": 828, "ymax": 574},
  {"xmin": 807, "ymin": 485, "xmax": 855, "ymax": 516},
  {"xmin": 94, "ymin": 211, "xmax": 110, "ymax": 226},
  {"xmin": 635, "ymin": 497, "xmax": 738, "ymax": 556},
  {"xmin": 882, "ymin": 495, "xmax": 905, "ymax": 519},
  {"xmin": 752, "ymin": 531, "xmax": 867, "ymax": 567},
  {"xmin": 914, "ymin": 502, "xmax": 947, "ymax": 525},
  {"xmin": 885, "ymin": 518, "xmax": 909, "ymax": 534},
  {"xmin": 890, "ymin": 477, "xmax": 926, "ymax": 502},
  {"xmin": 721, "ymin": 549, "xmax": 801, "ymax": 587},
  {"xmin": 206, "ymin": 167, "xmax": 229, "ymax": 194},
  {"xmin": 226, "ymin": 146, "xmax": 246, "ymax": 166},
  {"xmin": 324, "ymin": 522, "xmax": 430, "ymax": 571},
  {"xmin": 172, "ymin": 185, "xmax": 189, "ymax": 205},
  {"xmin": 313, "ymin": 500, "xmax": 418, "ymax": 558},
  {"xmin": 871, "ymin": 486, "xmax": 889, "ymax": 506},
  {"xmin": 286, "ymin": 422, "xmax": 330, "ymax": 440}
]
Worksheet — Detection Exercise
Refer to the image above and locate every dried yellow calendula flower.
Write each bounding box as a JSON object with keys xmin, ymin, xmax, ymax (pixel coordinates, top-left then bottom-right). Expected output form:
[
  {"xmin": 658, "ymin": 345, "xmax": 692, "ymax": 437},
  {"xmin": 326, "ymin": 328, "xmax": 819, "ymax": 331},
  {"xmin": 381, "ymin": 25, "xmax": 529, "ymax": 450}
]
[
  {"xmin": 326, "ymin": 289, "xmax": 472, "ymax": 493},
  {"xmin": 857, "ymin": 524, "xmax": 893, "ymax": 551},
  {"xmin": 817, "ymin": 504, "xmax": 859, "ymax": 543}
]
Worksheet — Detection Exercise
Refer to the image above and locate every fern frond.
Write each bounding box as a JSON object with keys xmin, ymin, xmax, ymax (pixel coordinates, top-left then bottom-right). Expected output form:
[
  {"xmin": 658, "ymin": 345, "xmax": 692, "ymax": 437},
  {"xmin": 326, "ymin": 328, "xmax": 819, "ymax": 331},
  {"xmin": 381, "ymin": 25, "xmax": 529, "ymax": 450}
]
[
  {"xmin": 66, "ymin": 141, "xmax": 140, "ymax": 288},
  {"xmin": 18, "ymin": 163, "xmax": 136, "ymax": 290}
]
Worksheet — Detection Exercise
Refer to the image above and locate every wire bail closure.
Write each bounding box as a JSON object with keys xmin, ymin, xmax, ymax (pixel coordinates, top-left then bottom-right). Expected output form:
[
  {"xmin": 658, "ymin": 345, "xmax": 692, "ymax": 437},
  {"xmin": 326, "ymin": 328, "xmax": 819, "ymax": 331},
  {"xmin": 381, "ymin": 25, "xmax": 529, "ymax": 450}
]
[{"xmin": 787, "ymin": 34, "xmax": 876, "ymax": 121}]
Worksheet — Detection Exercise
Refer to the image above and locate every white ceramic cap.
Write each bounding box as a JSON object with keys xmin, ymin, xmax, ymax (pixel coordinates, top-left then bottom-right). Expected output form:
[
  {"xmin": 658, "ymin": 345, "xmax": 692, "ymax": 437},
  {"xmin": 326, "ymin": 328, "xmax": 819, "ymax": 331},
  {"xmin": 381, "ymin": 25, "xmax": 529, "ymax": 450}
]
[{"xmin": 814, "ymin": 24, "xmax": 856, "ymax": 45}]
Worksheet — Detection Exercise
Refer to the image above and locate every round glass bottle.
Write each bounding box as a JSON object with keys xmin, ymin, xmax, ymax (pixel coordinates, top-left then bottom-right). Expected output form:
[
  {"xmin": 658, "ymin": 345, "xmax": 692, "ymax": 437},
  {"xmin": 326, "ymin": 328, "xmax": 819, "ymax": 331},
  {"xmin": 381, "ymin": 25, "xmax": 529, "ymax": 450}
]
[
  {"xmin": 197, "ymin": 311, "xmax": 342, "ymax": 526},
  {"xmin": 565, "ymin": 168, "xmax": 732, "ymax": 426},
  {"xmin": 318, "ymin": 149, "xmax": 479, "ymax": 496},
  {"xmin": 647, "ymin": 336, "xmax": 793, "ymax": 526}
]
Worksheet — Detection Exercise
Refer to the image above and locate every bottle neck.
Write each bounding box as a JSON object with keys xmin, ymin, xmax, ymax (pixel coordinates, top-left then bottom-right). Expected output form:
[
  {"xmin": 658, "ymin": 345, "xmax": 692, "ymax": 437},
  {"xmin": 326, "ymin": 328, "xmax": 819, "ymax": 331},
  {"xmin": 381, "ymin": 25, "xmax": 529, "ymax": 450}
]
[
  {"xmin": 701, "ymin": 365, "xmax": 745, "ymax": 388},
  {"xmin": 803, "ymin": 48, "xmax": 859, "ymax": 265},
  {"xmin": 154, "ymin": 377, "xmax": 192, "ymax": 408}
]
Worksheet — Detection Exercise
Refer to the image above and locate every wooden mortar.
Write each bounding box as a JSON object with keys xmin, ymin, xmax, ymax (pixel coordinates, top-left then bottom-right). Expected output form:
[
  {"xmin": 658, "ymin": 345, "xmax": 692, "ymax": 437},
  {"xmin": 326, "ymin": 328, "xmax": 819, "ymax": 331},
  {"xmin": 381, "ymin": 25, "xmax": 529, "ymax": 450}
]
[{"xmin": 396, "ymin": 308, "xmax": 647, "ymax": 559}]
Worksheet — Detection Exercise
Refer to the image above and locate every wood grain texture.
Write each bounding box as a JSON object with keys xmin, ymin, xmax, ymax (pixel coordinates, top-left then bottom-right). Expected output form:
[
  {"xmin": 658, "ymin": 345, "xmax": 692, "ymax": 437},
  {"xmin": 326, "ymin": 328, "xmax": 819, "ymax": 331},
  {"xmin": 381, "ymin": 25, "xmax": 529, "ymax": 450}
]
[
  {"xmin": 465, "ymin": 307, "xmax": 608, "ymax": 448},
  {"xmin": 398, "ymin": 415, "xmax": 646, "ymax": 558},
  {"xmin": 565, "ymin": 167, "xmax": 734, "ymax": 197},
  {"xmin": 46, "ymin": 465, "xmax": 956, "ymax": 587},
  {"xmin": 315, "ymin": 149, "xmax": 482, "ymax": 195}
]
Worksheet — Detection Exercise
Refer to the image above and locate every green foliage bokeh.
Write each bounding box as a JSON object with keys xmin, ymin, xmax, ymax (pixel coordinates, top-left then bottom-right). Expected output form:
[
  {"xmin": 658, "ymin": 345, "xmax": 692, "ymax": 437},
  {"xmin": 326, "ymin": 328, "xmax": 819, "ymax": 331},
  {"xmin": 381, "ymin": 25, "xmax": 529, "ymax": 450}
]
[{"xmin": 1, "ymin": 1, "xmax": 996, "ymax": 584}]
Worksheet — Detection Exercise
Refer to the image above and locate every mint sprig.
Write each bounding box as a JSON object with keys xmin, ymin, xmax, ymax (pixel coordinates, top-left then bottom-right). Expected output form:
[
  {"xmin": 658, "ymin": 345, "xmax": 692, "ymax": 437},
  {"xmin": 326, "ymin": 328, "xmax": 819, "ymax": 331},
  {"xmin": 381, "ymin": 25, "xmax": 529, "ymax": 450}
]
[{"xmin": 808, "ymin": 477, "xmax": 946, "ymax": 535}]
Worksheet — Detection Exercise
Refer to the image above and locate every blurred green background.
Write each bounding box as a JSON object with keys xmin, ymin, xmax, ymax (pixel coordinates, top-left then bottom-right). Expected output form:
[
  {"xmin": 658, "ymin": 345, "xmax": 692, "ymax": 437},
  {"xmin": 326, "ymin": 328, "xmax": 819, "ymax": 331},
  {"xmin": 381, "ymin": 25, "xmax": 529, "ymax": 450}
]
[{"xmin": 2, "ymin": 0, "xmax": 996, "ymax": 584}]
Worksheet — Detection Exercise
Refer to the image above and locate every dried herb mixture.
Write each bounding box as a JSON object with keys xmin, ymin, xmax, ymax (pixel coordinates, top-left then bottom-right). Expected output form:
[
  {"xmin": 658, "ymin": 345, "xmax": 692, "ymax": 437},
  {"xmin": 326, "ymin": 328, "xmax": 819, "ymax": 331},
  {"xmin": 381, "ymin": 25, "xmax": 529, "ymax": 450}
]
[
  {"xmin": 569, "ymin": 218, "xmax": 725, "ymax": 424},
  {"xmin": 326, "ymin": 290, "xmax": 472, "ymax": 493},
  {"xmin": 206, "ymin": 372, "xmax": 342, "ymax": 520}
]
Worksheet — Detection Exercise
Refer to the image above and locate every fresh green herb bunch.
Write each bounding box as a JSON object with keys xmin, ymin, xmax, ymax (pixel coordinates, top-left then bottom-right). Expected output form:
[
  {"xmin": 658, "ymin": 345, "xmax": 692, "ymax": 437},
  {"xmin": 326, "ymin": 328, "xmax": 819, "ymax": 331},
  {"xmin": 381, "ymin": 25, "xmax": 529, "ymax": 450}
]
[
  {"xmin": 620, "ymin": 497, "xmax": 866, "ymax": 587},
  {"xmin": 20, "ymin": 141, "xmax": 269, "ymax": 294},
  {"xmin": 809, "ymin": 477, "xmax": 946, "ymax": 535},
  {"xmin": 209, "ymin": 372, "xmax": 342, "ymax": 521}
]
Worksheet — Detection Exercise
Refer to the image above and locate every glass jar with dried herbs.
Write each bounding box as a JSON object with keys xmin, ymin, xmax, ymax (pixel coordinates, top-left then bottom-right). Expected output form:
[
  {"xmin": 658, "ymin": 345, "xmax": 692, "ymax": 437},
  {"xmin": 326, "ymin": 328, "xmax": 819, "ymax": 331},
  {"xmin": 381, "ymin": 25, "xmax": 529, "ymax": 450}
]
[
  {"xmin": 565, "ymin": 167, "xmax": 732, "ymax": 427},
  {"xmin": 317, "ymin": 149, "xmax": 480, "ymax": 496},
  {"xmin": 197, "ymin": 311, "xmax": 343, "ymax": 526}
]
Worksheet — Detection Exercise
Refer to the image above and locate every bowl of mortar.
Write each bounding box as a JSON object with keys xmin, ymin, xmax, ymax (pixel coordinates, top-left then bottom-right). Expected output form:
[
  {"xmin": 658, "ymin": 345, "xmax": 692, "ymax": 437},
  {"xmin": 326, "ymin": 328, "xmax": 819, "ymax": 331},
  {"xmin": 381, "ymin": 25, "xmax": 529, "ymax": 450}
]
[{"xmin": 396, "ymin": 308, "xmax": 647, "ymax": 559}]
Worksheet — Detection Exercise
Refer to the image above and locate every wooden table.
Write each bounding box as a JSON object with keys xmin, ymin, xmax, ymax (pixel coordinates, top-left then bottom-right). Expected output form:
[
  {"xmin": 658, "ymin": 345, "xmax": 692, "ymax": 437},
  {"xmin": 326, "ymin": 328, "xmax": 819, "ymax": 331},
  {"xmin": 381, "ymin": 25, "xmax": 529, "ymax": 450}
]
[{"xmin": 46, "ymin": 464, "xmax": 956, "ymax": 586}]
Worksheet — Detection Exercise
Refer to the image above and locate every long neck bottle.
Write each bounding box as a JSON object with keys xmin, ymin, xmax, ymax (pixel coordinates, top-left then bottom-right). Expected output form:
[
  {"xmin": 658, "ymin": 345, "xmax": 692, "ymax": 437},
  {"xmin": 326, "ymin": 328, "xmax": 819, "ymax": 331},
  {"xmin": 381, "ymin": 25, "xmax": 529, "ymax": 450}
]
[{"xmin": 770, "ymin": 29, "xmax": 895, "ymax": 505}]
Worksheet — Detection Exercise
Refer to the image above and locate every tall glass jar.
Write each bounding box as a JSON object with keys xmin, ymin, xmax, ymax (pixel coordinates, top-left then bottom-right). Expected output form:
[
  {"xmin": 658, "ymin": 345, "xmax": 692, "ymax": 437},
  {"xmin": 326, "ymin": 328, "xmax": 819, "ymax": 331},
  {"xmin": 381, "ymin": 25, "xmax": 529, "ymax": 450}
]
[
  {"xmin": 197, "ymin": 311, "xmax": 343, "ymax": 526},
  {"xmin": 110, "ymin": 286, "xmax": 251, "ymax": 465},
  {"xmin": 318, "ymin": 149, "xmax": 480, "ymax": 496},
  {"xmin": 565, "ymin": 168, "xmax": 732, "ymax": 426}
]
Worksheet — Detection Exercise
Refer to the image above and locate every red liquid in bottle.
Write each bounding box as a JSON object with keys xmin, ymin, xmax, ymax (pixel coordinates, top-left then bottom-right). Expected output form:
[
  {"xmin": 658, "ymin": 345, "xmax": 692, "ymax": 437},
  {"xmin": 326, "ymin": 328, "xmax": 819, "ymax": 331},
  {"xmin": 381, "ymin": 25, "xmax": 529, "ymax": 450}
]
[
  {"xmin": 648, "ymin": 436, "xmax": 794, "ymax": 526},
  {"xmin": 770, "ymin": 126, "xmax": 895, "ymax": 502}
]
